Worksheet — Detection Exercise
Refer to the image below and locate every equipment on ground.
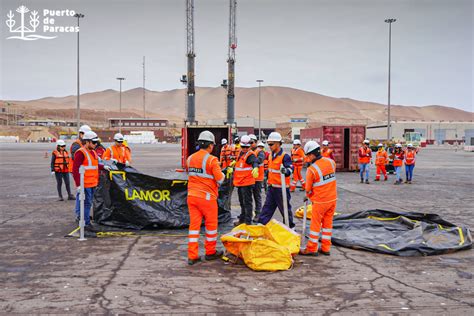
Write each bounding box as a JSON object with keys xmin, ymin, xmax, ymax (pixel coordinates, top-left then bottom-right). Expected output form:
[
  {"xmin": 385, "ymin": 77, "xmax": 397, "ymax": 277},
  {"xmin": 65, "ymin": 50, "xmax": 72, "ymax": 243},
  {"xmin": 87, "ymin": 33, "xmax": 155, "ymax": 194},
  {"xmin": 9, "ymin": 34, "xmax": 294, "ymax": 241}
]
[
  {"xmin": 300, "ymin": 199, "xmax": 308, "ymax": 250},
  {"xmin": 280, "ymin": 169, "xmax": 290, "ymax": 226}
]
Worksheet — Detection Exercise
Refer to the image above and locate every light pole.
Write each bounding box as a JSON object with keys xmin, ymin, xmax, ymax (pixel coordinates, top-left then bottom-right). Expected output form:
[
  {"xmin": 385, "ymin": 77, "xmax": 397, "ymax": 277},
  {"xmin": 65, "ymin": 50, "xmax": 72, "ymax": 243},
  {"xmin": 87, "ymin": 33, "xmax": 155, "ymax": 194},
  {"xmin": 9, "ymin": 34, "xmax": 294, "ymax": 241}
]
[
  {"xmin": 73, "ymin": 13, "xmax": 84, "ymax": 129},
  {"xmin": 385, "ymin": 18, "xmax": 396, "ymax": 141},
  {"xmin": 116, "ymin": 77, "xmax": 125, "ymax": 133},
  {"xmin": 257, "ymin": 79, "xmax": 264, "ymax": 140}
]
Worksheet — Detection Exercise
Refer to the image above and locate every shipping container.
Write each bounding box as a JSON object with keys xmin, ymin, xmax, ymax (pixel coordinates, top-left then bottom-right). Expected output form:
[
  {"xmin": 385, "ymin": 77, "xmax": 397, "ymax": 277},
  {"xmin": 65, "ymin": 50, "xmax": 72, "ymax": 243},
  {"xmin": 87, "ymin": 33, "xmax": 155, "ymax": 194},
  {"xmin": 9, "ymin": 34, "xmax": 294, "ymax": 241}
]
[
  {"xmin": 181, "ymin": 126, "xmax": 233, "ymax": 168},
  {"xmin": 300, "ymin": 125, "xmax": 366, "ymax": 171}
]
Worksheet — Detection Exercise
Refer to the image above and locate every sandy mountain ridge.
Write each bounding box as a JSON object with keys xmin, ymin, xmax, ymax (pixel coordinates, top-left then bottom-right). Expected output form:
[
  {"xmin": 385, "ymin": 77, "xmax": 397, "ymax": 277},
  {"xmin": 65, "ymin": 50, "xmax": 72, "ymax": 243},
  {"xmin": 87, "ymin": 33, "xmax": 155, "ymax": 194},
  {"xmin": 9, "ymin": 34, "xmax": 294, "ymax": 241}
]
[{"xmin": 6, "ymin": 86, "xmax": 473, "ymax": 124}]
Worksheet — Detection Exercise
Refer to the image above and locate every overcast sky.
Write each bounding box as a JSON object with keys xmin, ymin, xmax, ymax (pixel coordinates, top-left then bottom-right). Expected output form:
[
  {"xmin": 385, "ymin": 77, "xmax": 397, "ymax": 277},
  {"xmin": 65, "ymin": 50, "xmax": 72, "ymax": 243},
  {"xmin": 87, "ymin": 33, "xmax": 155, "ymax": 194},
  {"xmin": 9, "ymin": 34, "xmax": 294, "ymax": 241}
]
[{"xmin": 0, "ymin": 0, "xmax": 472, "ymax": 111}]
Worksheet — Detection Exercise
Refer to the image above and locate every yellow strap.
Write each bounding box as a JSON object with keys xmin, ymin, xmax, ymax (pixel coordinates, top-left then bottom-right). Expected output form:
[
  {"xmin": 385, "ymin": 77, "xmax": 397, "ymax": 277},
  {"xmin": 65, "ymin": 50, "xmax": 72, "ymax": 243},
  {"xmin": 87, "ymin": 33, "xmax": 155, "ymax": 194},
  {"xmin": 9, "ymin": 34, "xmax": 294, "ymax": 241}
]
[
  {"xmin": 457, "ymin": 227, "xmax": 465, "ymax": 246},
  {"xmin": 368, "ymin": 215, "xmax": 401, "ymax": 221},
  {"xmin": 377, "ymin": 243, "xmax": 395, "ymax": 251}
]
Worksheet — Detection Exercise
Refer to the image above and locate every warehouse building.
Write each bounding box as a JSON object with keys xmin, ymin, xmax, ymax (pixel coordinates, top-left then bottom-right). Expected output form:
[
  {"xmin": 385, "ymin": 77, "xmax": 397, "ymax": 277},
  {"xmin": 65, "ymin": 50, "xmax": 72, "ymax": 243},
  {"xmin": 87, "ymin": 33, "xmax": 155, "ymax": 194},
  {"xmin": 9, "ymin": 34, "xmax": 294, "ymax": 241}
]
[
  {"xmin": 108, "ymin": 118, "xmax": 169, "ymax": 129},
  {"xmin": 206, "ymin": 117, "xmax": 276, "ymax": 138},
  {"xmin": 367, "ymin": 120, "xmax": 474, "ymax": 144}
]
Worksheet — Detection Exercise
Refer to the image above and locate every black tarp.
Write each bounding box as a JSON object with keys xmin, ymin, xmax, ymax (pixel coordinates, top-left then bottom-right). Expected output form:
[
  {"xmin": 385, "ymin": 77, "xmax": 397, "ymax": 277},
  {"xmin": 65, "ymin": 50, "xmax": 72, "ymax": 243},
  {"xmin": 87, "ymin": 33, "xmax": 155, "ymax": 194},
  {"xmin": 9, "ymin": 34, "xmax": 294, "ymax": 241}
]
[
  {"xmin": 332, "ymin": 209, "xmax": 472, "ymax": 256},
  {"xmin": 93, "ymin": 164, "xmax": 232, "ymax": 230}
]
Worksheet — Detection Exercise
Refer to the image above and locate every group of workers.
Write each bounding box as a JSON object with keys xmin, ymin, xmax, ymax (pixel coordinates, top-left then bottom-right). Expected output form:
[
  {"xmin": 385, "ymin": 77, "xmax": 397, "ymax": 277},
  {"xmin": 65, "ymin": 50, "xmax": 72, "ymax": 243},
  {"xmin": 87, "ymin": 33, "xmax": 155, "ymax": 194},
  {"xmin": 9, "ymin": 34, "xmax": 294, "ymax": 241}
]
[
  {"xmin": 50, "ymin": 125, "xmax": 132, "ymax": 231},
  {"xmin": 358, "ymin": 139, "xmax": 417, "ymax": 185},
  {"xmin": 186, "ymin": 130, "xmax": 338, "ymax": 265}
]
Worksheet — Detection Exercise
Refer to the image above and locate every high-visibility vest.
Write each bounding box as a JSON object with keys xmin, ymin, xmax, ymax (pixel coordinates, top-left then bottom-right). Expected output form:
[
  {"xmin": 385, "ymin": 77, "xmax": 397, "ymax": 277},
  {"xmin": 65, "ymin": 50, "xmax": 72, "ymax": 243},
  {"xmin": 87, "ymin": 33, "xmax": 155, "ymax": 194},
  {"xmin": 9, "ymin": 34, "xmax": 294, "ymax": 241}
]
[
  {"xmin": 307, "ymin": 157, "xmax": 337, "ymax": 203},
  {"xmin": 393, "ymin": 151, "xmax": 404, "ymax": 167},
  {"xmin": 358, "ymin": 147, "xmax": 372, "ymax": 164},
  {"xmin": 291, "ymin": 147, "xmax": 305, "ymax": 167},
  {"xmin": 53, "ymin": 150, "xmax": 70, "ymax": 173},
  {"xmin": 322, "ymin": 148, "xmax": 333, "ymax": 158},
  {"xmin": 233, "ymin": 150, "xmax": 256, "ymax": 187},
  {"xmin": 405, "ymin": 150, "xmax": 416, "ymax": 165},
  {"xmin": 77, "ymin": 147, "xmax": 99, "ymax": 188},
  {"xmin": 255, "ymin": 148, "xmax": 265, "ymax": 182},
  {"xmin": 375, "ymin": 149, "xmax": 388, "ymax": 165},
  {"xmin": 220, "ymin": 144, "xmax": 232, "ymax": 168},
  {"xmin": 268, "ymin": 151, "xmax": 291, "ymax": 188},
  {"xmin": 104, "ymin": 144, "xmax": 131, "ymax": 164},
  {"xmin": 187, "ymin": 149, "xmax": 224, "ymax": 201}
]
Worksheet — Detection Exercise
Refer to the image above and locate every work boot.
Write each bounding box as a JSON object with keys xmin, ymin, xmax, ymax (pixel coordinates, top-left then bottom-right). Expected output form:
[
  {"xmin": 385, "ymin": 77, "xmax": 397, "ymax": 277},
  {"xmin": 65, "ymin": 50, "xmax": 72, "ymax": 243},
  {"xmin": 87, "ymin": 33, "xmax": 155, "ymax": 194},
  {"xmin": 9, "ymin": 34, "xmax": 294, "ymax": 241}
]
[
  {"xmin": 299, "ymin": 187, "xmax": 306, "ymax": 191},
  {"xmin": 58, "ymin": 196, "xmax": 64, "ymax": 201},
  {"xmin": 233, "ymin": 220, "xmax": 243, "ymax": 227},
  {"xmin": 299, "ymin": 249, "xmax": 318, "ymax": 256},
  {"xmin": 404, "ymin": 180, "xmax": 409, "ymax": 184},
  {"xmin": 360, "ymin": 178, "xmax": 364, "ymax": 183},
  {"xmin": 384, "ymin": 177, "xmax": 388, "ymax": 181},
  {"xmin": 365, "ymin": 180, "xmax": 370, "ymax": 184},
  {"xmin": 252, "ymin": 215, "xmax": 260, "ymax": 223},
  {"xmin": 188, "ymin": 257, "xmax": 202, "ymax": 266},
  {"xmin": 408, "ymin": 181, "xmax": 412, "ymax": 184},
  {"xmin": 84, "ymin": 224, "xmax": 97, "ymax": 232},
  {"xmin": 394, "ymin": 181, "xmax": 400, "ymax": 185},
  {"xmin": 374, "ymin": 178, "xmax": 379, "ymax": 181},
  {"xmin": 320, "ymin": 250, "xmax": 331, "ymax": 256},
  {"xmin": 68, "ymin": 194, "xmax": 75, "ymax": 200},
  {"xmin": 205, "ymin": 250, "xmax": 224, "ymax": 261}
]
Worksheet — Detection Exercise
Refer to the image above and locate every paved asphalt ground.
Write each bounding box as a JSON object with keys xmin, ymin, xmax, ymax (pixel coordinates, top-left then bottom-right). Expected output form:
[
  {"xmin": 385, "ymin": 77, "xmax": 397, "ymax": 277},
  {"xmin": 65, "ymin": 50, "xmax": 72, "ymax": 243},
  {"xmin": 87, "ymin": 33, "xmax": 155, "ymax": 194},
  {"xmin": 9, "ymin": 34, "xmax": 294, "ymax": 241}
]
[{"xmin": 1, "ymin": 143, "xmax": 473, "ymax": 314}]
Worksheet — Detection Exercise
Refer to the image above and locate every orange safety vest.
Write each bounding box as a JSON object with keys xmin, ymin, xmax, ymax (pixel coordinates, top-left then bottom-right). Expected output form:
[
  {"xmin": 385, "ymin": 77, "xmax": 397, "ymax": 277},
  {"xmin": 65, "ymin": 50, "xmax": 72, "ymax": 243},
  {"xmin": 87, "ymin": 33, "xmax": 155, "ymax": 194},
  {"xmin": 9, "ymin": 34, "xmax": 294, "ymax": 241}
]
[
  {"xmin": 405, "ymin": 150, "xmax": 416, "ymax": 165},
  {"xmin": 233, "ymin": 150, "xmax": 256, "ymax": 187},
  {"xmin": 322, "ymin": 148, "xmax": 333, "ymax": 158},
  {"xmin": 291, "ymin": 147, "xmax": 305, "ymax": 167},
  {"xmin": 104, "ymin": 144, "xmax": 131, "ymax": 164},
  {"xmin": 268, "ymin": 150, "xmax": 291, "ymax": 188},
  {"xmin": 53, "ymin": 150, "xmax": 70, "ymax": 173},
  {"xmin": 307, "ymin": 157, "xmax": 337, "ymax": 204},
  {"xmin": 77, "ymin": 147, "xmax": 99, "ymax": 188},
  {"xmin": 375, "ymin": 149, "xmax": 388, "ymax": 165},
  {"xmin": 358, "ymin": 147, "xmax": 372, "ymax": 164},
  {"xmin": 255, "ymin": 148, "xmax": 265, "ymax": 182},
  {"xmin": 187, "ymin": 149, "xmax": 224, "ymax": 201},
  {"xmin": 393, "ymin": 151, "xmax": 404, "ymax": 167},
  {"xmin": 220, "ymin": 144, "xmax": 232, "ymax": 168}
]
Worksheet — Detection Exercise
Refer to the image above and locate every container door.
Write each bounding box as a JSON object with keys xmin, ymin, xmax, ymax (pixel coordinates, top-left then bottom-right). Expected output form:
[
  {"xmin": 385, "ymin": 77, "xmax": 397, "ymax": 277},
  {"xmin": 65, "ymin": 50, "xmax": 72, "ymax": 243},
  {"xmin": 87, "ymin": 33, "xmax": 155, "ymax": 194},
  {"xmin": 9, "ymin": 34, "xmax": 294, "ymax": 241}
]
[{"xmin": 343, "ymin": 128, "xmax": 350, "ymax": 170}]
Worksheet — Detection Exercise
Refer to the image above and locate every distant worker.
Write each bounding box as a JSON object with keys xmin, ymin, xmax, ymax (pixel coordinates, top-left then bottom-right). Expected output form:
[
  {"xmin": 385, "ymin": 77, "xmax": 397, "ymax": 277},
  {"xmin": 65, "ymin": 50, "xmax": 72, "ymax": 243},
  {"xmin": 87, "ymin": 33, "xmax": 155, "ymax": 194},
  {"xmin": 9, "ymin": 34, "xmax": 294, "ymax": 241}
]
[
  {"xmin": 321, "ymin": 140, "xmax": 335, "ymax": 161},
  {"xmin": 186, "ymin": 131, "xmax": 225, "ymax": 265},
  {"xmin": 95, "ymin": 138, "xmax": 106, "ymax": 159},
  {"xmin": 358, "ymin": 139, "xmax": 372, "ymax": 184},
  {"xmin": 258, "ymin": 141, "xmax": 270, "ymax": 192},
  {"xmin": 249, "ymin": 134, "xmax": 265, "ymax": 222},
  {"xmin": 231, "ymin": 135, "xmax": 259, "ymax": 226},
  {"xmin": 374, "ymin": 143, "xmax": 388, "ymax": 181},
  {"xmin": 70, "ymin": 125, "xmax": 91, "ymax": 160},
  {"xmin": 219, "ymin": 138, "xmax": 232, "ymax": 169},
  {"xmin": 230, "ymin": 137, "xmax": 241, "ymax": 162},
  {"xmin": 103, "ymin": 133, "xmax": 132, "ymax": 166},
  {"xmin": 300, "ymin": 141, "xmax": 337, "ymax": 256},
  {"xmin": 72, "ymin": 131, "xmax": 104, "ymax": 231},
  {"xmin": 391, "ymin": 143, "xmax": 405, "ymax": 185},
  {"xmin": 51, "ymin": 140, "xmax": 74, "ymax": 201},
  {"xmin": 404, "ymin": 143, "xmax": 416, "ymax": 184},
  {"xmin": 258, "ymin": 132, "xmax": 295, "ymax": 228},
  {"xmin": 290, "ymin": 139, "xmax": 306, "ymax": 192}
]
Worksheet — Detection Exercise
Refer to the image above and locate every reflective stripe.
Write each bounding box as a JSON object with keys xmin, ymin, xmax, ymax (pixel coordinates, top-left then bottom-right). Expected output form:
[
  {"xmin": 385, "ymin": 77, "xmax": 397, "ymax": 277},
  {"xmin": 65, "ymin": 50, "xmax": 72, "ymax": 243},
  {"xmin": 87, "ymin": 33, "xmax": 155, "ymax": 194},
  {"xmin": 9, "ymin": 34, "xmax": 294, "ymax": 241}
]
[
  {"xmin": 311, "ymin": 159, "xmax": 336, "ymax": 187},
  {"xmin": 188, "ymin": 153, "xmax": 215, "ymax": 179},
  {"xmin": 188, "ymin": 238, "xmax": 199, "ymax": 243},
  {"xmin": 322, "ymin": 228, "xmax": 332, "ymax": 233},
  {"xmin": 206, "ymin": 237, "xmax": 217, "ymax": 242},
  {"xmin": 308, "ymin": 237, "xmax": 319, "ymax": 243},
  {"xmin": 217, "ymin": 176, "xmax": 224, "ymax": 185},
  {"xmin": 81, "ymin": 149, "xmax": 98, "ymax": 170},
  {"xmin": 188, "ymin": 172, "xmax": 214, "ymax": 179},
  {"xmin": 271, "ymin": 184, "xmax": 282, "ymax": 188},
  {"xmin": 269, "ymin": 169, "xmax": 280, "ymax": 173},
  {"xmin": 309, "ymin": 230, "xmax": 320, "ymax": 238},
  {"xmin": 235, "ymin": 167, "xmax": 253, "ymax": 171},
  {"xmin": 206, "ymin": 229, "xmax": 217, "ymax": 235},
  {"xmin": 258, "ymin": 163, "xmax": 264, "ymax": 167},
  {"xmin": 188, "ymin": 230, "xmax": 200, "ymax": 235},
  {"xmin": 321, "ymin": 235, "xmax": 332, "ymax": 240},
  {"xmin": 206, "ymin": 193, "xmax": 211, "ymax": 201}
]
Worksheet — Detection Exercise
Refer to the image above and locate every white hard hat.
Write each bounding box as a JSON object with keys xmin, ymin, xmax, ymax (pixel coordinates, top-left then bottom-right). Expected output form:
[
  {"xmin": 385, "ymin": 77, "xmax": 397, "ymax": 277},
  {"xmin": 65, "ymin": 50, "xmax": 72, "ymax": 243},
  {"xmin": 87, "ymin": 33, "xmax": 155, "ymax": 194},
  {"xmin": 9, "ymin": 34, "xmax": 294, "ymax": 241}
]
[
  {"xmin": 363, "ymin": 139, "xmax": 370, "ymax": 144},
  {"xmin": 293, "ymin": 139, "xmax": 301, "ymax": 145},
  {"xmin": 198, "ymin": 130, "xmax": 216, "ymax": 144},
  {"xmin": 56, "ymin": 139, "xmax": 66, "ymax": 146},
  {"xmin": 234, "ymin": 137, "xmax": 240, "ymax": 142},
  {"xmin": 322, "ymin": 140, "xmax": 329, "ymax": 146},
  {"xmin": 248, "ymin": 134, "xmax": 257, "ymax": 142},
  {"xmin": 83, "ymin": 131, "xmax": 98, "ymax": 141},
  {"xmin": 395, "ymin": 143, "xmax": 402, "ymax": 148},
  {"xmin": 407, "ymin": 143, "xmax": 413, "ymax": 148},
  {"xmin": 257, "ymin": 141, "xmax": 264, "ymax": 147},
  {"xmin": 240, "ymin": 135, "xmax": 251, "ymax": 147},
  {"xmin": 304, "ymin": 141, "xmax": 320, "ymax": 154},
  {"xmin": 78, "ymin": 124, "xmax": 91, "ymax": 133},
  {"xmin": 221, "ymin": 138, "xmax": 228, "ymax": 145},
  {"xmin": 378, "ymin": 143, "xmax": 384, "ymax": 147},
  {"xmin": 267, "ymin": 132, "xmax": 282, "ymax": 142},
  {"xmin": 114, "ymin": 133, "xmax": 124, "ymax": 141}
]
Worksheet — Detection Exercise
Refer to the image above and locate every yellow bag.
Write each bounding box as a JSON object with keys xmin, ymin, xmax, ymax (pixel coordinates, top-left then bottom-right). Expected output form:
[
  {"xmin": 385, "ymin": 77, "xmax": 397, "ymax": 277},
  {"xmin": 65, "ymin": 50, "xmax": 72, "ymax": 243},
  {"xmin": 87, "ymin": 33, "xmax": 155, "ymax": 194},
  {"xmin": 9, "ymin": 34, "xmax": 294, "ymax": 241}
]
[
  {"xmin": 221, "ymin": 219, "xmax": 300, "ymax": 271},
  {"xmin": 295, "ymin": 204, "xmax": 313, "ymax": 219}
]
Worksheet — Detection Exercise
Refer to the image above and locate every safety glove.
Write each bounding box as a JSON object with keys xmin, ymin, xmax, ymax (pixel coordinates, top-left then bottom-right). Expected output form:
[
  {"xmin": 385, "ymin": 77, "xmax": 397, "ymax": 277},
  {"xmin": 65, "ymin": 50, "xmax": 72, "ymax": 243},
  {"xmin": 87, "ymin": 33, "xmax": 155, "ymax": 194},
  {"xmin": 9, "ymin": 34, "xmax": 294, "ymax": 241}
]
[
  {"xmin": 280, "ymin": 165, "xmax": 287, "ymax": 175},
  {"xmin": 251, "ymin": 167, "xmax": 259, "ymax": 178},
  {"xmin": 226, "ymin": 168, "xmax": 234, "ymax": 179},
  {"xmin": 229, "ymin": 160, "xmax": 237, "ymax": 168}
]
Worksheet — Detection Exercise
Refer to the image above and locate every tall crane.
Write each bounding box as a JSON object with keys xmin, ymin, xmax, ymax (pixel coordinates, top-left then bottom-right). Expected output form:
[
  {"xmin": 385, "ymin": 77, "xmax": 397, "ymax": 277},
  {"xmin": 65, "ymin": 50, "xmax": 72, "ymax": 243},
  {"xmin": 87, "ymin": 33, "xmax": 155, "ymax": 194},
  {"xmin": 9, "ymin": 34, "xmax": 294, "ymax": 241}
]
[
  {"xmin": 181, "ymin": 0, "xmax": 196, "ymax": 124},
  {"xmin": 222, "ymin": 0, "xmax": 237, "ymax": 125}
]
